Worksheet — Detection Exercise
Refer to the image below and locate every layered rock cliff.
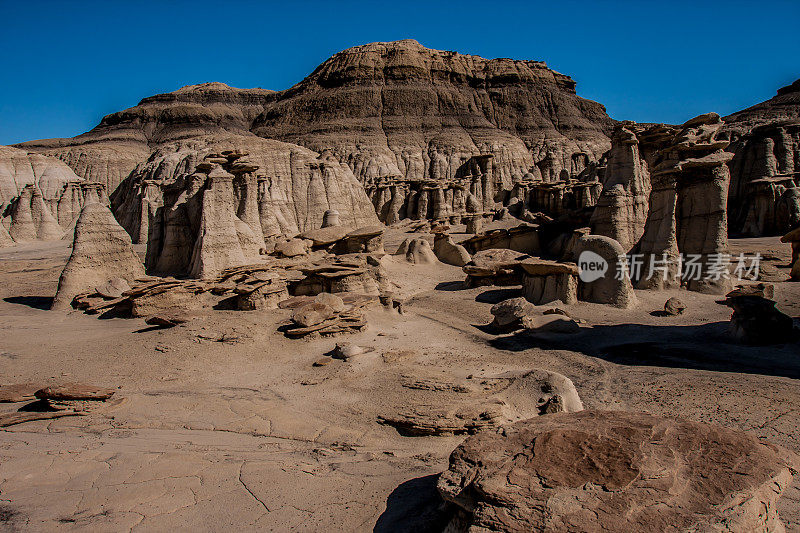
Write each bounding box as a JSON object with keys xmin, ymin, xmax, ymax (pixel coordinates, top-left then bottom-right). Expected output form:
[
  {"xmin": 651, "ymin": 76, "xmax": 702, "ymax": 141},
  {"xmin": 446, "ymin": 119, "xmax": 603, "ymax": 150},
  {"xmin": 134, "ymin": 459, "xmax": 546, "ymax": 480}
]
[
  {"xmin": 252, "ymin": 39, "xmax": 613, "ymax": 186},
  {"xmin": 723, "ymin": 79, "xmax": 800, "ymax": 235},
  {"xmin": 18, "ymin": 41, "xmax": 613, "ymax": 199}
]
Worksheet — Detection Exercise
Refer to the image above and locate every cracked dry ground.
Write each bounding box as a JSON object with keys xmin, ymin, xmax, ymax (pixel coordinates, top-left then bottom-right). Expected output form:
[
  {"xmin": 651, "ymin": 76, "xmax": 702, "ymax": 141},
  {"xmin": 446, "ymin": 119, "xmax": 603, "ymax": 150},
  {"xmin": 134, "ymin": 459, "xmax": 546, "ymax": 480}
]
[{"xmin": 1, "ymin": 238, "xmax": 800, "ymax": 532}]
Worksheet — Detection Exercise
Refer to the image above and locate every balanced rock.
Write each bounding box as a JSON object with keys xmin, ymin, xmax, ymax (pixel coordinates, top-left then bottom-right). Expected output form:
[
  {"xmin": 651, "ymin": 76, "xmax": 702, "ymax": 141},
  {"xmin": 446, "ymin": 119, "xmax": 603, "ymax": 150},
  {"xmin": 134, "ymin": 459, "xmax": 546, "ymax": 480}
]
[
  {"xmin": 438, "ymin": 410, "xmax": 798, "ymax": 532},
  {"xmin": 52, "ymin": 203, "xmax": 145, "ymax": 310}
]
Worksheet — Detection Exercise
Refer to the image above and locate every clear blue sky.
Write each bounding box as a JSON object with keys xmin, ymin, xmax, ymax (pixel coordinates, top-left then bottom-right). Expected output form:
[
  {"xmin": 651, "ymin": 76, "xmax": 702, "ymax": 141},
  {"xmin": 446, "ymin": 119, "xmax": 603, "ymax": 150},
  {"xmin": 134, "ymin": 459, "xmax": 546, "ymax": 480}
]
[{"xmin": 1, "ymin": 0, "xmax": 798, "ymax": 145}]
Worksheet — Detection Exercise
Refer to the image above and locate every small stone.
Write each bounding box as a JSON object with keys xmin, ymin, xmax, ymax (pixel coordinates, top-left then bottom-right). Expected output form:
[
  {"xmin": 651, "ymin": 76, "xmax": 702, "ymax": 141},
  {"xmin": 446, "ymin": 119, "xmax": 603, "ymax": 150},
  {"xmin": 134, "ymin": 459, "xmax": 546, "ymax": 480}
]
[
  {"xmin": 664, "ymin": 297, "xmax": 686, "ymax": 316},
  {"xmin": 490, "ymin": 297, "xmax": 536, "ymax": 328},
  {"xmin": 313, "ymin": 357, "xmax": 332, "ymax": 367},
  {"xmin": 332, "ymin": 342, "xmax": 364, "ymax": 360},
  {"xmin": 95, "ymin": 277, "xmax": 131, "ymax": 299}
]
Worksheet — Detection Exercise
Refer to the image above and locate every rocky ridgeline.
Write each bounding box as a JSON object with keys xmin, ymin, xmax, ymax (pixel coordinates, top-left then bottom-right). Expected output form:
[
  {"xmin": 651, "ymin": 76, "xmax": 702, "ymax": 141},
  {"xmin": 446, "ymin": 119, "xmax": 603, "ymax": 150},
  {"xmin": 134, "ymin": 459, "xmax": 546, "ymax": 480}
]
[
  {"xmin": 6, "ymin": 44, "xmax": 799, "ymax": 241},
  {"xmin": 14, "ymin": 40, "xmax": 613, "ymax": 225}
]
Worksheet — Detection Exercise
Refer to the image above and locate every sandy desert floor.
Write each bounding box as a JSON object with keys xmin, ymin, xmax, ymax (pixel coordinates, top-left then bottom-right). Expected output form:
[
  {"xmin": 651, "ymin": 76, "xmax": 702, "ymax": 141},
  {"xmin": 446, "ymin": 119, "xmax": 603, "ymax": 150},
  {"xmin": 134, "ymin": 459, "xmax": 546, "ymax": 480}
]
[{"xmin": 1, "ymin": 231, "xmax": 799, "ymax": 532}]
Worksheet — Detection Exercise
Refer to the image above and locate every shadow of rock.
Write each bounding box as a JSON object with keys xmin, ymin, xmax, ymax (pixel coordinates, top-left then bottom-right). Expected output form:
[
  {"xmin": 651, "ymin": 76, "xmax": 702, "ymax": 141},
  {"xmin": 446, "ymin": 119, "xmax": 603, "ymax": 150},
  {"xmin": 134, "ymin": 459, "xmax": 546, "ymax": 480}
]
[
  {"xmin": 374, "ymin": 474, "xmax": 453, "ymax": 533},
  {"xmin": 475, "ymin": 287, "xmax": 521, "ymax": 304},
  {"xmin": 3, "ymin": 295, "xmax": 54, "ymax": 310},
  {"xmin": 490, "ymin": 321, "xmax": 800, "ymax": 379},
  {"xmin": 434, "ymin": 281, "xmax": 465, "ymax": 291}
]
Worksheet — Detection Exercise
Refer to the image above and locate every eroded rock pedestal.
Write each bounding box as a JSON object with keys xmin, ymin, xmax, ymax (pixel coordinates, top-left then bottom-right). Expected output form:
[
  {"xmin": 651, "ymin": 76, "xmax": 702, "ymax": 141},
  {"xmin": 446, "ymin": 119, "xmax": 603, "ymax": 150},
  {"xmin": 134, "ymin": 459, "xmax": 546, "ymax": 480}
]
[{"xmin": 438, "ymin": 410, "xmax": 798, "ymax": 533}]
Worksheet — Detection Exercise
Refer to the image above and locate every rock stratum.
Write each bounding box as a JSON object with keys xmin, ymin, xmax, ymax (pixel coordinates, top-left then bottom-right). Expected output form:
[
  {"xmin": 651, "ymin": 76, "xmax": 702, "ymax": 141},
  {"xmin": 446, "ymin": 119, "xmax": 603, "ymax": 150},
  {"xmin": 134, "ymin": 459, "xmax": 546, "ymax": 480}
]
[{"xmin": 16, "ymin": 40, "xmax": 613, "ymax": 207}]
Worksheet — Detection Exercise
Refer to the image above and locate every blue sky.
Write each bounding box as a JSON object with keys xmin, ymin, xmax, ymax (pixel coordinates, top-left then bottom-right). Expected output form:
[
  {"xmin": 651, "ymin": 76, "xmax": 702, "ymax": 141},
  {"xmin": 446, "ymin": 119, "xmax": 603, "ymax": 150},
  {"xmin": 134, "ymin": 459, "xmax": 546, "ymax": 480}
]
[{"xmin": 1, "ymin": 0, "xmax": 798, "ymax": 145}]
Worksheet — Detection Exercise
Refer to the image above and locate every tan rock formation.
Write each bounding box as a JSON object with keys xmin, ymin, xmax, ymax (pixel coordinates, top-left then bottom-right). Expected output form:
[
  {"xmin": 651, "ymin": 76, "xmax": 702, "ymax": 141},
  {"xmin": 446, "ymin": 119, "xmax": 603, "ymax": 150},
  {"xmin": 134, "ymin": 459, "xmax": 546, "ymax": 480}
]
[
  {"xmin": 589, "ymin": 124, "xmax": 651, "ymax": 251},
  {"xmin": 116, "ymin": 138, "xmax": 379, "ymax": 277},
  {"xmin": 724, "ymin": 79, "xmax": 800, "ymax": 236},
  {"xmin": 17, "ymin": 41, "xmax": 611, "ymax": 234},
  {"xmin": 0, "ymin": 145, "xmax": 83, "ymax": 218},
  {"xmin": 433, "ymin": 233, "xmax": 471, "ymax": 266},
  {"xmin": 438, "ymin": 410, "xmax": 798, "ymax": 532},
  {"xmin": 594, "ymin": 114, "xmax": 732, "ymax": 294},
  {"xmin": 253, "ymin": 40, "xmax": 611, "ymax": 186},
  {"xmin": 52, "ymin": 203, "xmax": 145, "ymax": 309}
]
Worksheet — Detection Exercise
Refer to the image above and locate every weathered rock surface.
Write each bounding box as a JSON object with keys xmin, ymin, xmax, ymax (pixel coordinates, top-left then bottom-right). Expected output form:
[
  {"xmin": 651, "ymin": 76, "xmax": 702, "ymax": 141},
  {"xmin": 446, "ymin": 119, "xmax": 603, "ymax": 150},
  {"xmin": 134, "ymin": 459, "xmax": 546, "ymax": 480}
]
[
  {"xmin": 490, "ymin": 297, "xmax": 536, "ymax": 328},
  {"xmin": 0, "ymin": 145, "xmax": 83, "ymax": 218},
  {"xmin": 17, "ymin": 41, "xmax": 612, "ymax": 236},
  {"xmin": 724, "ymin": 79, "xmax": 800, "ymax": 236},
  {"xmin": 433, "ymin": 233, "xmax": 471, "ymax": 266},
  {"xmin": 572, "ymin": 234, "xmax": 637, "ymax": 308},
  {"xmin": 252, "ymin": 40, "xmax": 612, "ymax": 186},
  {"xmin": 593, "ymin": 114, "xmax": 732, "ymax": 293},
  {"xmin": 438, "ymin": 410, "xmax": 798, "ymax": 532},
  {"xmin": 35, "ymin": 384, "xmax": 115, "ymax": 401},
  {"xmin": 52, "ymin": 203, "xmax": 145, "ymax": 309},
  {"xmin": 396, "ymin": 238, "xmax": 437, "ymax": 264},
  {"xmin": 589, "ymin": 124, "xmax": 651, "ymax": 251},
  {"xmin": 379, "ymin": 369, "xmax": 582, "ymax": 436}
]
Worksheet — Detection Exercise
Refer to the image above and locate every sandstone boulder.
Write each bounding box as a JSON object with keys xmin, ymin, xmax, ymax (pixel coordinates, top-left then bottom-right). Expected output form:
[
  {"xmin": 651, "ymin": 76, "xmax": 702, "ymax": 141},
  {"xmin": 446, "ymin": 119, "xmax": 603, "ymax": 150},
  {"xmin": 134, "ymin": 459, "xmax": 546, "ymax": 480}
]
[
  {"xmin": 292, "ymin": 302, "xmax": 335, "ymax": 327},
  {"xmin": 396, "ymin": 238, "xmax": 437, "ymax": 264},
  {"xmin": 490, "ymin": 297, "xmax": 536, "ymax": 328},
  {"xmin": 438, "ymin": 410, "xmax": 798, "ymax": 532},
  {"xmin": 573, "ymin": 234, "xmax": 637, "ymax": 308},
  {"xmin": 433, "ymin": 233, "xmax": 471, "ymax": 267},
  {"xmin": 663, "ymin": 297, "xmax": 686, "ymax": 316},
  {"xmin": 725, "ymin": 295, "xmax": 795, "ymax": 345}
]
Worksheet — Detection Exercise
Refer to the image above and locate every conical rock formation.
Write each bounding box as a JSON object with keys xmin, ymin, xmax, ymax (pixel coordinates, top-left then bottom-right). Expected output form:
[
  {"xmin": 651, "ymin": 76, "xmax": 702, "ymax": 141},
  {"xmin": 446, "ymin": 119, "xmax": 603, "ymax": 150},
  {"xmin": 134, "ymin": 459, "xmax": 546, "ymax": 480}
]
[{"xmin": 52, "ymin": 203, "xmax": 145, "ymax": 310}]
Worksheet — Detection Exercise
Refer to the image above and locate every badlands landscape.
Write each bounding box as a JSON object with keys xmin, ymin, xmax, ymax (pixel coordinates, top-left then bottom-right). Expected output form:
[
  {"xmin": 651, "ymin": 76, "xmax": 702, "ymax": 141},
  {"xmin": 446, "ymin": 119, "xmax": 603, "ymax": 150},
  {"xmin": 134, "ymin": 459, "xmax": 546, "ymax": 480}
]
[{"xmin": 1, "ymin": 39, "xmax": 800, "ymax": 531}]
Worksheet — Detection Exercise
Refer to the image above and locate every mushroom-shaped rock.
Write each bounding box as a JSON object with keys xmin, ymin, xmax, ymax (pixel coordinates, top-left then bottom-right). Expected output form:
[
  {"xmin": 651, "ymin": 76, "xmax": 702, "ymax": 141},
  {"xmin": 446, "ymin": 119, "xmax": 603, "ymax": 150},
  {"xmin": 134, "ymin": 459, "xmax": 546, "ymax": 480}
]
[
  {"xmin": 299, "ymin": 226, "xmax": 350, "ymax": 247},
  {"xmin": 519, "ymin": 259, "xmax": 579, "ymax": 305},
  {"xmin": 438, "ymin": 410, "xmax": 798, "ymax": 532},
  {"xmin": 52, "ymin": 203, "xmax": 145, "ymax": 310},
  {"xmin": 343, "ymin": 225, "xmax": 385, "ymax": 253}
]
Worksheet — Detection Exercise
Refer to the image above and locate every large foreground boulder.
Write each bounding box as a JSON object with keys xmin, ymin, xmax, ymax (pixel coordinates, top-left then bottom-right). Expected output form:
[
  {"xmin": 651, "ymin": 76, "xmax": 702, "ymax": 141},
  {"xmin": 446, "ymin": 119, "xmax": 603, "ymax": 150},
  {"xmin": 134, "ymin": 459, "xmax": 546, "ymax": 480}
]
[
  {"xmin": 52, "ymin": 203, "xmax": 145, "ymax": 309},
  {"xmin": 438, "ymin": 410, "xmax": 797, "ymax": 532}
]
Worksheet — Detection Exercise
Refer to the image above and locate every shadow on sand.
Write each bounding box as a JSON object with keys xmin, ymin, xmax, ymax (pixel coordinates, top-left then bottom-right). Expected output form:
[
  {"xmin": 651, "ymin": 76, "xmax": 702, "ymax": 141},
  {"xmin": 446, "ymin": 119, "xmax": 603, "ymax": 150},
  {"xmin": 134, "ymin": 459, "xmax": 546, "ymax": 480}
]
[
  {"xmin": 490, "ymin": 320, "xmax": 800, "ymax": 379},
  {"xmin": 373, "ymin": 474, "xmax": 453, "ymax": 532},
  {"xmin": 3, "ymin": 296, "xmax": 53, "ymax": 310}
]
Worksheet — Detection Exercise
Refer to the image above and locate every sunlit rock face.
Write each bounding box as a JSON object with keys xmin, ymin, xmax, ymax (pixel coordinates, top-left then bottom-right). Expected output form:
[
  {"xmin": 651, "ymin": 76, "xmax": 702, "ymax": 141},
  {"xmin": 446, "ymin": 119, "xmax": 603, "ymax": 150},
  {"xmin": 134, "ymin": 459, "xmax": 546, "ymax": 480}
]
[
  {"xmin": 16, "ymin": 41, "xmax": 612, "ymax": 199},
  {"xmin": 252, "ymin": 39, "xmax": 612, "ymax": 186}
]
